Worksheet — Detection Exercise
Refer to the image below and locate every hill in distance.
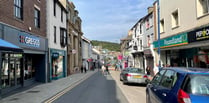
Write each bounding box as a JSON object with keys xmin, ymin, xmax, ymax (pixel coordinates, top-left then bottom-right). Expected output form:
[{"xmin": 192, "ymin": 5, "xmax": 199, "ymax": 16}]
[{"xmin": 91, "ymin": 40, "xmax": 120, "ymax": 52}]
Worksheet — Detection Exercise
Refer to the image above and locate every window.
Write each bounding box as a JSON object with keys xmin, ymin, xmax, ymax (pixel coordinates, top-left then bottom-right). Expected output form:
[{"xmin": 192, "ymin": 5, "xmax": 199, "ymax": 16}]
[
  {"xmin": 140, "ymin": 24, "xmax": 142, "ymax": 34},
  {"xmin": 146, "ymin": 19, "xmax": 150, "ymax": 29},
  {"xmin": 171, "ymin": 10, "xmax": 179, "ymax": 28},
  {"xmin": 160, "ymin": 19, "xmax": 165, "ymax": 33},
  {"xmin": 54, "ymin": 26, "xmax": 56, "ymax": 43},
  {"xmin": 197, "ymin": 0, "xmax": 209, "ymax": 17},
  {"xmin": 14, "ymin": 0, "xmax": 23, "ymax": 20},
  {"xmin": 53, "ymin": 0, "xmax": 56, "ymax": 16},
  {"xmin": 151, "ymin": 70, "xmax": 166, "ymax": 85},
  {"xmin": 160, "ymin": 70, "xmax": 177, "ymax": 89},
  {"xmin": 60, "ymin": 28, "xmax": 67, "ymax": 47},
  {"xmin": 34, "ymin": 8, "xmax": 40, "ymax": 28},
  {"xmin": 61, "ymin": 9, "xmax": 63, "ymax": 22}
]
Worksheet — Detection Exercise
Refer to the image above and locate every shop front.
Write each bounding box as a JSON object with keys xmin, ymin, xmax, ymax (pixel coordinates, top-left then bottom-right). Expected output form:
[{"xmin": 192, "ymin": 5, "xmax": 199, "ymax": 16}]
[
  {"xmin": 0, "ymin": 24, "xmax": 48, "ymax": 96},
  {"xmin": 187, "ymin": 25, "xmax": 209, "ymax": 68},
  {"xmin": 50, "ymin": 49, "xmax": 66, "ymax": 80},
  {"xmin": 153, "ymin": 32, "xmax": 189, "ymax": 67}
]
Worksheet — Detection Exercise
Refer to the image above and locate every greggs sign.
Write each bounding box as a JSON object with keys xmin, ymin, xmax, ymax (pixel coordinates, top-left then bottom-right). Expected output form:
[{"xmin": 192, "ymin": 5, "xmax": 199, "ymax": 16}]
[{"xmin": 19, "ymin": 34, "xmax": 40, "ymax": 47}]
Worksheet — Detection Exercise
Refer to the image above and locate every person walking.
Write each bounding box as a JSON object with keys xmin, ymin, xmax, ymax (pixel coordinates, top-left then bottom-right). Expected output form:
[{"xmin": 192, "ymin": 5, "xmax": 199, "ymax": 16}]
[
  {"xmin": 82, "ymin": 59, "xmax": 87, "ymax": 73},
  {"xmin": 105, "ymin": 64, "xmax": 110, "ymax": 75}
]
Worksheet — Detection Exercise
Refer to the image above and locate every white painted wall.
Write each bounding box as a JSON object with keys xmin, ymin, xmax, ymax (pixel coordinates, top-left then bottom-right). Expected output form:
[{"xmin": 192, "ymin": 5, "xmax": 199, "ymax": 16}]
[{"xmin": 46, "ymin": 0, "xmax": 67, "ymax": 50}]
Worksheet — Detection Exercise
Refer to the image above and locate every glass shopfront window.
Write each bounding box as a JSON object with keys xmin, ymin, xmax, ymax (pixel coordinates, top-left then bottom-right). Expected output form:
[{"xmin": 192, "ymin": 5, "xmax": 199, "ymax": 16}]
[
  {"xmin": 1, "ymin": 53, "xmax": 22, "ymax": 89},
  {"xmin": 24, "ymin": 56, "xmax": 35, "ymax": 80},
  {"xmin": 52, "ymin": 56, "xmax": 63, "ymax": 78}
]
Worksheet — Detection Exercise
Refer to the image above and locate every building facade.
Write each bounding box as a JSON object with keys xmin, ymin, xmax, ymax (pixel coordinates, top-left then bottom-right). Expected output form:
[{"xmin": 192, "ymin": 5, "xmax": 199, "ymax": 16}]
[
  {"xmin": 46, "ymin": 0, "xmax": 67, "ymax": 80},
  {"xmin": 81, "ymin": 36, "xmax": 91, "ymax": 70},
  {"xmin": 0, "ymin": 0, "xmax": 48, "ymax": 97},
  {"xmin": 153, "ymin": 0, "xmax": 209, "ymax": 68},
  {"xmin": 67, "ymin": 1, "xmax": 83, "ymax": 75}
]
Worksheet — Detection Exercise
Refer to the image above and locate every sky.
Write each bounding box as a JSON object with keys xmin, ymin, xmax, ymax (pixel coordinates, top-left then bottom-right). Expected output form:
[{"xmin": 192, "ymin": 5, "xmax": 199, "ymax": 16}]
[{"xmin": 70, "ymin": 0, "xmax": 154, "ymax": 43}]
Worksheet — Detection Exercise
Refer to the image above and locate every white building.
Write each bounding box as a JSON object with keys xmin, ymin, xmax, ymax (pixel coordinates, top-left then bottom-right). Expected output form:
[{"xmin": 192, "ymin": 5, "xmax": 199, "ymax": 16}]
[{"xmin": 46, "ymin": 0, "xmax": 67, "ymax": 80}]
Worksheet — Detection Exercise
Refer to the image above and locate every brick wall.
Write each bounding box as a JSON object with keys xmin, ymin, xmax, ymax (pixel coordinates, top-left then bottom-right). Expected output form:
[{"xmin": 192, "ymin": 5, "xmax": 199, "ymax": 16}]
[{"xmin": 0, "ymin": 0, "xmax": 46, "ymax": 37}]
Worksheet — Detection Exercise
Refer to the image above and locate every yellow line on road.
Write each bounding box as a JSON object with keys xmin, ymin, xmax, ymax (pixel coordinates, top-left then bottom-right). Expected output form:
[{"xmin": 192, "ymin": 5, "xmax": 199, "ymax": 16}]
[{"xmin": 44, "ymin": 72, "xmax": 94, "ymax": 103}]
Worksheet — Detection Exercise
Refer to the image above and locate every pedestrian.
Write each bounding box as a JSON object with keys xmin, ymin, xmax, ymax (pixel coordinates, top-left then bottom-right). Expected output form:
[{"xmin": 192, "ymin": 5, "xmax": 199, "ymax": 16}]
[
  {"xmin": 82, "ymin": 59, "xmax": 87, "ymax": 73},
  {"xmin": 105, "ymin": 64, "xmax": 110, "ymax": 75},
  {"xmin": 146, "ymin": 66, "xmax": 151, "ymax": 75}
]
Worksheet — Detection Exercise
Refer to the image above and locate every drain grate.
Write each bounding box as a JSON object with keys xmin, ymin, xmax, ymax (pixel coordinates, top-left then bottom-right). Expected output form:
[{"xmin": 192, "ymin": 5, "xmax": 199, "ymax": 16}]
[{"xmin": 27, "ymin": 90, "xmax": 40, "ymax": 93}]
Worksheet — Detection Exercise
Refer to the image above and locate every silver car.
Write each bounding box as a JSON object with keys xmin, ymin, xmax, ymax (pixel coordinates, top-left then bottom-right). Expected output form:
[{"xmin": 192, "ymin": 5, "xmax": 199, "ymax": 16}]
[{"xmin": 120, "ymin": 67, "xmax": 148, "ymax": 85}]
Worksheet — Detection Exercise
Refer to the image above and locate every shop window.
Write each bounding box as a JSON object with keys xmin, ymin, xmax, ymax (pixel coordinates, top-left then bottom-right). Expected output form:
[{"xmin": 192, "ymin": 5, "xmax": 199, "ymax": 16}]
[
  {"xmin": 52, "ymin": 56, "xmax": 63, "ymax": 78},
  {"xmin": 24, "ymin": 56, "xmax": 35, "ymax": 80},
  {"xmin": 1, "ymin": 53, "xmax": 22, "ymax": 88}
]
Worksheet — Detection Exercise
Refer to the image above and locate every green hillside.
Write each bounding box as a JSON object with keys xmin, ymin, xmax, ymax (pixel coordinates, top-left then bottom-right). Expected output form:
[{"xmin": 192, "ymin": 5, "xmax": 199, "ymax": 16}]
[{"xmin": 91, "ymin": 40, "xmax": 120, "ymax": 52}]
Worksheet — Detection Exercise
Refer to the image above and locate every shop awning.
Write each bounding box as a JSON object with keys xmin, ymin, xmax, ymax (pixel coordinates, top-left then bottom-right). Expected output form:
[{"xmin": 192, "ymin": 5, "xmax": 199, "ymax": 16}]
[{"xmin": 0, "ymin": 38, "xmax": 23, "ymax": 52}]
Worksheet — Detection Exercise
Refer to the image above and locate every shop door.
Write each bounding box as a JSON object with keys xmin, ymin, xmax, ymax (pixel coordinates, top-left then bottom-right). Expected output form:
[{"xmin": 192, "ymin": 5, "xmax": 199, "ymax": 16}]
[{"xmin": 1, "ymin": 53, "xmax": 22, "ymax": 89}]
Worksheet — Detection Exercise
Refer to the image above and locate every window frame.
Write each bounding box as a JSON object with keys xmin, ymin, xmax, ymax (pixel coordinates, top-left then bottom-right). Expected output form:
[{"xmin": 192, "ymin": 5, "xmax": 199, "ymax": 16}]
[
  {"xmin": 14, "ymin": 0, "xmax": 23, "ymax": 20},
  {"xmin": 54, "ymin": 26, "xmax": 56, "ymax": 43},
  {"xmin": 34, "ymin": 8, "xmax": 40, "ymax": 28},
  {"xmin": 171, "ymin": 9, "xmax": 179, "ymax": 29}
]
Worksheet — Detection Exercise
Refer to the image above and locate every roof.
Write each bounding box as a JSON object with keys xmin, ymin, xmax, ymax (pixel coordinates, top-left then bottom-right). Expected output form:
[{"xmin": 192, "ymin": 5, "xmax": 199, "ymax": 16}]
[{"xmin": 164, "ymin": 67, "xmax": 209, "ymax": 74}]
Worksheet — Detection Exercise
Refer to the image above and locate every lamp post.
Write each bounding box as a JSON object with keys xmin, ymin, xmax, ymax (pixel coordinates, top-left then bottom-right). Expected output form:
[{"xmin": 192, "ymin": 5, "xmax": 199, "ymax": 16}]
[{"xmin": 157, "ymin": 0, "xmax": 161, "ymax": 69}]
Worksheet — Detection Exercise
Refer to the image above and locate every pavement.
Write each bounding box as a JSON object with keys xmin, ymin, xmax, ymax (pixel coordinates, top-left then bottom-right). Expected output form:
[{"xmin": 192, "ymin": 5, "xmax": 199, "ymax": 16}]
[{"xmin": 0, "ymin": 70, "xmax": 97, "ymax": 103}]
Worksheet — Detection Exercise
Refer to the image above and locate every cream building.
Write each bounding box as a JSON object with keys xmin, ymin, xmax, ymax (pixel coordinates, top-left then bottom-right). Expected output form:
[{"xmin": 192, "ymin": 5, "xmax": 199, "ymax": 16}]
[{"xmin": 153, "ymin": 0, "xmax": 209, "ymax": 68}]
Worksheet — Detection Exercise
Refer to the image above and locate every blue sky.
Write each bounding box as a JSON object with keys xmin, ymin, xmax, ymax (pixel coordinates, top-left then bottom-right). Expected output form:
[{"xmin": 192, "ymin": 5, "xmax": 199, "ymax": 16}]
[{"xmin": 70, "ymin": 0, "xmax": 154, "ymax": 43}]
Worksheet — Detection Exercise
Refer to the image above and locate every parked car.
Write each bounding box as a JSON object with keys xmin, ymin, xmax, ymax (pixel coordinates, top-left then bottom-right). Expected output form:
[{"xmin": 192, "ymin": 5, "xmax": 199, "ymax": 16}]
[
  {"xmin": 120, "ymin": 67, "xmax": 148, "ymax": 85},
  {"xmin": 146, "ymin": 67, "xmax": 209, "ymax": 103}
]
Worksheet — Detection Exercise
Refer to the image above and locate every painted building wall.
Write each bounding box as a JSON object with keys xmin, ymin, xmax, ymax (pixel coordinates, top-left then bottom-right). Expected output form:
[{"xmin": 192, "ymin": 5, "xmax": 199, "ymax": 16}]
[
  {"xmin": 46, "ymin": 0, "xmax": 67, "ymax": 50},
  {"xmin": 160, "ymin": 0, "xmax": 209, "ymax": 39}
]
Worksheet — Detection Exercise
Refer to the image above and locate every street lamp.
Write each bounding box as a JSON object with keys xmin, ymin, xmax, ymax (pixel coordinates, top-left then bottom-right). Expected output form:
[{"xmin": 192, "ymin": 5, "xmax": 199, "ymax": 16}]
[{"xmin": 157, "ymin": 0, "xmax": 161, "ymax": 69}]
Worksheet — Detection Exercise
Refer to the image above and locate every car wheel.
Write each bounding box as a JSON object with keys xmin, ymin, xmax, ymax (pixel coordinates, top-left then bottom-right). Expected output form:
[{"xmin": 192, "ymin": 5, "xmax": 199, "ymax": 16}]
[{"xmin": 123, "ymin": 80, "xmax": 127, "ymax": 85}]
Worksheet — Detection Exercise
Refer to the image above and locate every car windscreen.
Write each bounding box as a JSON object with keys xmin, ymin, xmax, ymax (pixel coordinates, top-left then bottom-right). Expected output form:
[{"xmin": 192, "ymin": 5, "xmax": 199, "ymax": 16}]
[
  {"xmin": 127, "ymin": 68, "xmax": 144, "ymax": 73},
  {"xmin": 183, "ymin": 74, "xmax": 209, "ymax": 95}
]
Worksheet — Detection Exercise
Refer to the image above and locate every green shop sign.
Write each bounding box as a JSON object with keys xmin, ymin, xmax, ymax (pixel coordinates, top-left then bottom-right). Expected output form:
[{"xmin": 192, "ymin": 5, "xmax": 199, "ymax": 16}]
[{"xmin": 153, "ymin": 32, "xmax": 188, "ymax": 48}]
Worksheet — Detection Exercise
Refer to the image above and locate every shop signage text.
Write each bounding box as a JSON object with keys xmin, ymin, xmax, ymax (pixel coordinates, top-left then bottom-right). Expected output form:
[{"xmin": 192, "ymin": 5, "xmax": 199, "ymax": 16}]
[
  {"xmin": 19, "ymin": 34, "xmax": 40, "ymax": 47},
  {"xmin": 188, "ymin": 26, "xmax": 209, "ymax": 43},
  {"xmin": 153, "ymin": 32, "xmax": 188, "ymax": 48}
]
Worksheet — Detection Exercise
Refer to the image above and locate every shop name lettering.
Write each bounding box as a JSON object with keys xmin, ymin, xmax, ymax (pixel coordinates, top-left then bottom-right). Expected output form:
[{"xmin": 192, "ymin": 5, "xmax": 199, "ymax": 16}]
[
  {"xmin": 19, "ymin": 35, "xmax": 40, "ymax": 47},
  {"xmin": 196, "ymin": 29, "xmax": 209, "ymax": 40},
  {"xmin": 164, "ymin": 36, "xmax": 183, "ymax": 45}
]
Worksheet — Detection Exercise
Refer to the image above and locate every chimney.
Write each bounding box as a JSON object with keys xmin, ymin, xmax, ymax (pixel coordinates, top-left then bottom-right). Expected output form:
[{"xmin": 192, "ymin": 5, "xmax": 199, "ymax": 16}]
[{"xmin": 147, "ymin": 7, "xmax": 154, "ymax": 14}]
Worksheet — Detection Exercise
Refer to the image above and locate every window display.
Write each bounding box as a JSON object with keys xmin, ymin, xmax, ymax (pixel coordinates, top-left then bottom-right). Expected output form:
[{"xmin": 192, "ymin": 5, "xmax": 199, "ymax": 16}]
[
  {"xmin": 1, "ymin": 53, "xmax": 22, "ymax": 89},
  {"xmin": 52, "ymin": 56, "xmax": 63, "ymax": 78}
]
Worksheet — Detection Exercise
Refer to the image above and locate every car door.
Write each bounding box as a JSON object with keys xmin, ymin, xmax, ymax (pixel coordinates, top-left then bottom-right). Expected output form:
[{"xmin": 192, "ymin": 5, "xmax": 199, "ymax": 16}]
[
  {"xmin": 148, "ymin": 70, "xmax": 166, "ymax": 103},
  {"xmin": 156, "ymin": 70, "xmax": 178, "ymax": 103}
]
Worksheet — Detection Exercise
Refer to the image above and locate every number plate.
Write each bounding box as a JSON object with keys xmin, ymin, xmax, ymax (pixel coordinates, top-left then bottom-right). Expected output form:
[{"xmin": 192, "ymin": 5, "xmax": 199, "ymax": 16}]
[{"xmin": 134, "ymin": 75, "xmax": 141, "ymax": 78}]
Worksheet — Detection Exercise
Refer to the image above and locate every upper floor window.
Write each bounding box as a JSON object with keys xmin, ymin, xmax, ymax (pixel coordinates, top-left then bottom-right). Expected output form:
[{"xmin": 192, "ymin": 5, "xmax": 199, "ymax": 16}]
[
  {"xmin": 160, "ymin": 19, "xmax": 165, "ymax": 33},
  {"xmin": 34, "ymin": 8, "xmax": 40, "ymax": 28},
  {"xmin": 14, "ymin": 0, "xmax": 23, "ymax": 20},
  {"xmin": 146, "ymin": 19, "xmax": 150, "ymax": 30},
  {"xmin": 61, "ymin": 9, "xmax": 63, "ymax": 22},
  {"xmin": 53, "ymin": 0, "xmax": 56, "ymax": 16},
  {"xmin": 54, "ymin": 26, "xmax": 56, "ymax": 43},
  {"xmin": 140, "ymin": 24, "xmax": 142, "ymax": 34},
  {"xmin": 197, "ymin": 0, "xmax": 209, "ymax": 17},
  {"xmin": 171, "ymin": 10, "xmax": 179, "ymax": 28},
  {"xmin": 60, "ymin": 28, "xmax": 67, "ymax": 47}
]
